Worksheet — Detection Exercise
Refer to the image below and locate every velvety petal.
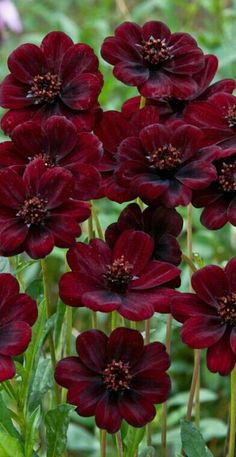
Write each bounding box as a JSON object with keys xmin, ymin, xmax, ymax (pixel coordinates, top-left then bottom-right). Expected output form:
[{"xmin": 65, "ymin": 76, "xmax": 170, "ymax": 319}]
[
  {"xmin": 159, "ymin": 179, "xmax": 192, "ymax": 207},
  {"xmin": 0, "ymin": 274, "xmax": 19, "ymax": 303},
  {"xmin": 171, "ymin": 293, "xmax": 216, "ymax": 323},
  {"xmin": 0, "ymin": 141, "xmax": 25, "ymax": 168},
  {"xmin": 54, "ymin": 200, "xmax": 90, "ymax": 222},
  {"xmin": 200, "ymin": 198, "xmax": 228, "ymax": 230},
  {"xmin": 8, "ymin": 43, "xmax": 45, "ymax": 83},
  {"xmin": 24, "ymin": 226, "xmax": 54, "ymax": 259},
  {"xmin": 95, "ymin": 393, "xmax": 122, "ymax": 433},
  {"xmin": 23, "ymin": 158, "xmax": 47, "ymax": 194},
  {"xmin": 130, "ymin": 173, "xmax": 169, "ymax": 201},
  {"xmin": 55, "ymin": 356, "xmax": 94, "ymax": 388},
  {"xmin": 184, "ymin": 100, "xmax": 225, "ymax": 129},
  {"xmin": 132, "ymin": 370, "xmax": 171, "ymax": 403},
  {"xmin": 59, "ymin": 271, "xmax": 89, "ymax": 307},
  {"xmin": 101, "ymin": 35, "xmax": 142, "ymax": 66},
  {"xmin": 44, "ymin": 116, "xmax": 78, "ymax": 158},
  {"xmin": 132, "ymin": 342, "xmax": 170, "ymax": 374},
  {"xmin": 61, "ymin": 73, "xmax": 102, "ymax": 110},
  {"xmin": 171, "ymin": 124, "xmax": 204, "ymax": 160},
  {"xmin": 41, "ymin": 31, "xmax": 74, "ymax": 73},
  {"xmin": 140, "ymin": 123, "xmax": 170, "ymax": 151},
  {"xmin": 61, "ymin": 43, "xmax": 99, "ymax": 82},
  {"xmin": 227, "ymin": 197, "xmax": 236, "ymax": 226},
  {"xmin": 66, "ymin": 239, "xmax": 111, "ymax": 276},
  {"xmin": 76, "ymin": 329, "xmax": 108, "ymax": 371},
  {"xmin": 181, "ymin": 316, "xmax": 226, "ymax": 348},
  {"xmin": 107, "ymin": 328, "xmax": 144, "ymax": 366},
  {"xmin": 142, "ymin": 20, "xmax": 171, "ymax": 41},
  {"xmin": 152, "ymin": 287, "xmax": 179, "ymax": 313},
  {"xmin": 66, "ymin": 132, "xmax": 103, "ymax": 164},
  {"xmin": 1, "ymin": 107, "xmax": 40, "ymax": 135},
  {"xmin": 118, "ymin": 291, "xmax": 155, "ymax": 320},
  {"xmin": 0, "ymin": 219, "xmax": 28, "ymax": 253},
  {"xmin": 68, "ymin": 382, "xmax": 104, "ymax": 416},
  {"xmin": 114, "ymin": 61, "xmax": 149, "ymax": 86},
  {"xmin": 230, "ymin": 327, "xmax": 236, "ymax": 355},
  {"xmin": 0, "ymin": 167, "xmax": 25, "ymax": 207},
  {"xmin": 39, "ymin": 168, "xmax": 74, "ymax": 208},
  {"xmin": 225, "ymin": 258, "xmax": 236, "ymax": 293},
  {"xmin": 11, "ymin": 121, "xmax": 47, "ymax": 158},
  {"xmin": 115, "ymin": 21, "xmax": 142, "ymax": 43},
  {"xmin": 95, "ymin": 110, "xmax": 128, "ymax": 153},
  {"xmin": 191, "ymin": 265, "xmax": 229, "ymax": 305},
  {"xmin": 155, "ymin": 234, "xmax": 182, "ymax": 265},
  {"xmin": 0, "ymin": 355, "xmax": 15, "ymax": 381},
  {"xmin": 0, "ymin": 294, "xmax": 37, "ymax": 326},
  {"xmin": 70, "ymin": 163, "xmax": 101, "ymax": 200},
  {"xmin": 139, "ymin": 71, "xmax": 198, "ymax": 99},
  {"xmin": 207, "ymin": 330, "xmax": 235, "ymax": 375},
  {"xmin": 0, "ymin": 321, "xmax": 31, "ymax": 355},
  {"xmin": 176, "ymin": 161, "xmax": 216, "ymax": 189},
  {"xmin": 0, "ymin": 74, "xmax": 31, "ymax": 109},
  {"xmin": 113, "ymin": 230, "xmax": 154, "ymax": 274},
  {"xmin": 131, "ymin": 261, "xmax": 180, "ymax": 289},
  {"xmin": 82, "ymin": 290, "xmax": 121, "ymax": 312},
  {"xmin": 118, "ymin": 391, "xmax": 156, "ymax": 427},
  {"xmin": 47, "ymin": 215, "xmax": 80, "ymax": 248}
]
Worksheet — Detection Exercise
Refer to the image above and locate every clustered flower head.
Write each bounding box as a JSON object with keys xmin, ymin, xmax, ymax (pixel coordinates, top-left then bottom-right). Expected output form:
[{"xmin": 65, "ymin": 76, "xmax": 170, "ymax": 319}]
[{"xmin": 0, "ymin": 19, "xmax": 235, "ymax": 440}]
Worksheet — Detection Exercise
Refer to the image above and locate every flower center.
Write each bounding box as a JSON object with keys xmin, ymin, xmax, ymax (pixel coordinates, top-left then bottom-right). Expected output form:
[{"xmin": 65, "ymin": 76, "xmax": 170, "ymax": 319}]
[
  {"xmin": 218, "ymin": 293, "xmax": 236, "ymax": 326},
  {"xmin": 32, "ymin": 153, "xmax": 56, "ymax": 168},
  {"xmin": 226, "ymin": 105, "xmax": 236, "ymax": 128},
  {"xmin": 149, "ymin": 144, "xmax": 182, "ymax": 170},
  {"xmin": 103, "ymin": 359, "xmax": 132, "ymax": 391},
  {"xmin": 103, "ymin": 255, "xmax": 133, "ymax": 293},
  {"xmin": 142, "ymin": 36, "xmax": 171, "ymax": 68},
  {"xmin": 27, "ymin": 72, "xmax": 62, "ymax": 104},
  {"xmin": 218, "ymin": 161, "xmax": 236, "ymax": 192},
  {"xmin": 17, "ymin": 196, "xmax": 48, "ymax": 225}
]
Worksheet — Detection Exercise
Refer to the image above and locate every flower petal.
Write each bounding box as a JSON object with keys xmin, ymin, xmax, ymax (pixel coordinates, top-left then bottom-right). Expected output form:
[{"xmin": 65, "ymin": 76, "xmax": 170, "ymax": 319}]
[
  {"xmin": 0, "ymin": 355, "xmax": 15, "ymax": 381},
  {"xmin": 61, "ymin": 74, "xmax": 102, "ymax": 110},
  {"xmin": 131, "ymin": 261, "xmax": 180, "ymax": 289},
  {"xmin": 41, "ymin": 31, "xmax": 74, "ymax": 73},
  {"xmin": 107, "ymin": 327, "xmax": 144, "ymax": 365},
  {"xmin": 24, "ymin": 226, "xmax": 54, "ymax": 259},
  {"xmin": 113, "ymin": 230, "xmax": 154, "ymax": 275},
  {"xmin": 0, "ymin": 75, "xmax": 31, "ymax": 109},
  {"xmin": 0, "ymin": 321, "xmax": 31, "ymax": 356},
  {"xmin": 8, "ymin": 43, "xmax": 45, "ymax": 83},
  {"xmin": 95, "ymin": 393, "xmax": 122, "ymax": 433},
  {"xmin": 118, "ymin": 391, "xmax": 156, "ymax": 427},
  {"xmin": 76, "ymin": 329, "xmax": 108, "ymax": 372},
  {"xmin": 181, "ymin": 316, "xmax": 226, "ymax": 348},
  {"xmin": 207, "ymin": 330, "xmax": 235, "ymax": 375},
  {"xmin": 191, "ymin": 266, "xmax": 229, "ymax": 305}
]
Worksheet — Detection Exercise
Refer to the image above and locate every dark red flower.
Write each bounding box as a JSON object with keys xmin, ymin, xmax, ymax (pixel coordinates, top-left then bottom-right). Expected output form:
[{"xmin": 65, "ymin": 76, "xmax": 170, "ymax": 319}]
[
  {"xmin": 184, "ymin": 92, "xmax": 236, "ymax": 147},
  {"xmin": 101, "ymin": 21, "xmax": 205, "ymax": 98},
  {"xmin": 94, "ymin": 106, "xmax": 159, "ymax": 202},
  {"xmin": 55, "ymin": 327, "xmax": 171, "ymax": 432},
  {"xmin": 171, "ymin": 258, "xmax": 236, "ymax": 375},
  {"xmin": 192, "ymin": 146, "xmax": 236, "ymax": 229},
  {"xmin": 122, "ymin": 55, "xmax": 235, "ymax": 122},
  {"xmin": 115, "ymin": 121, "xmax": 217, "ymax": 207},
  {"xmin": 0, "ymin": 116, "xmax": 103, "ymax": 200},
  {"xmin": 59, "ymin": 229, "xmax": 180, "ymax": 320},
  {"xmin": 0, "ymin": 158, "xmax": 90, "ymax": 259},
  {"xmin": 105, "ymin": 203, "xmax": 183, "ymax": 265},
  {"xmin": 0, "ymin": 31, "xmax": 103, "ymax": 134},
  {"xmin": 0, "ymin": 273, "xmax": 37, "ymax": 382}
]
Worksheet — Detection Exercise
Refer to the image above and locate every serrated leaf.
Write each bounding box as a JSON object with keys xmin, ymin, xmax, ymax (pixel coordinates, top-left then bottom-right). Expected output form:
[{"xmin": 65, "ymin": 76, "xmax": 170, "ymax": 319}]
[
  {"xmin": 181, "ymin": 420, "xmax": 214, "ymax": 457},
  {"xmin": 124, "ymin": 425, "xmax": 145, "ymax": 457},
  {"xmin": 0, "ymin": 430, "xmax": 24, "ymax": 457},
  {"xmin": 45, "ymin": 404, "xmax": 72, "ymax": 457}
]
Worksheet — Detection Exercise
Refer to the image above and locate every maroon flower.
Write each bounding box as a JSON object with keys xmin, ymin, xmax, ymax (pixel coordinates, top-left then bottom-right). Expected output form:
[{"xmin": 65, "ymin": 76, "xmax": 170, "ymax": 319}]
[
  {"xmin": 59, "ymin": 230, "xmax": 180, "ymax": 320},
  {"xmin": 101, "ymin": 21, "xmax": 205, "ymax": 98},
  {"xmin": 0, "ymin": 158, "xmax": 90, "ymax": 258},
  {"xmin": 0, "ymin": 31, "xmax": 103, "ymax": 134},
  {"xmin": 0, "ymin": 116, "xmax": 103, "ymax": 200},
  {"xmin": 184, "ymin": 92, "xmax": 236, "ymax": 147},
  {"xmin": 115, "ymin": 121, "xmax": 217, "ymax": 207},
  {"xmin": 105, "ymin": 203, "xmax": 183, "ymax": 265},
  {"xmin": 0, "ymin": 273, "xmax": 37, "ymax": 382},
  {"xmin": 55, "ymin": 327, "xmax": 171, "ymax": 432},
  {"xmin": 192, "ymin": 146, "xmax": 236, "ymax": 229},
  {"xmin": 171, "ymin": 258, "xmax": 236, "ymax": 375},
  {"xmin": 94, "ymin": 106, "xmax": 159, "ymax": 202},
  {"xmin": 122, "ymin": 55, "xmax": 235, "ymax": 122}
]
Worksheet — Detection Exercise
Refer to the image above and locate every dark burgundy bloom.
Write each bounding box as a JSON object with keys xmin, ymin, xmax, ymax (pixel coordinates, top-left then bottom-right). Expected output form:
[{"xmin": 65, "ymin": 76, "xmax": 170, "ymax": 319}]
[
  {"xmin": 55, "ymin": 327, "xmax": 171, "ymax": 432},
  {"xmin": 0, "ymin": 116, "xmax": 103, "ymax": 200},
  {"xmin": 0, "ymin": 158, "xmax": 90, "ymax": 259},
  {"xmin": 192, "ymin": 146, "xmax": 236, "ymax": 229},
  {"xmin": 122, "ymin": 55, "xmax": 235, "ymax": 122},
  {"xmin": 94, "ymin": 106, "xmax": 159, "ymax": 202},
  {"xmin": 105, "ymin": 203, "xmax": 183, "ymax": 265},
  {"xmin": 101, "ymin": 20, "xmax": 205, "ymax": 98},
  {"xmin": 184, "ymin": 92, "xmax": 236, "ymax": 147},
  {"xmin": 0, "ymin": 273, "xmax": 37, "ymax": 381},
  {"xmin": 171, "ymin": 258, "xmax": 236, "ymax": 375},
  {"xmin": 59, "ymin": 230, "xmax": 180, "ymax": 320},
  {"xmin": 0, "ymin": 31, "xmax": 103, "ymax": 134},
  {"xmin": 115, "ymin": 121, "xmax": 217, "ymax": 207}
]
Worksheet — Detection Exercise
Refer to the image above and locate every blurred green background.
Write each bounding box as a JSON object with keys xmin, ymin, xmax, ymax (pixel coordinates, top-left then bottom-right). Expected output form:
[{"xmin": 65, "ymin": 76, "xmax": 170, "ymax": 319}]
[{"xmin": 1, "ymin": 1, "xmax": 236, "ymax": 456}]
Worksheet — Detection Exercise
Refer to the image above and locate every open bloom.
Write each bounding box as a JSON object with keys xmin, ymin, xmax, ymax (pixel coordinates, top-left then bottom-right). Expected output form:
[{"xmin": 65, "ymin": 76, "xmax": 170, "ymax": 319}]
[
  {"xmin": 115, "ymin": 121, "xmax": 217, "ymax": 207},
  {"xmin": 171, "ymin": 258, "xmax": 236, "ymax": 375},
  {"xmin": 0, "ymin": 158, "xmax": 90, "ymax": 258},
  {"xmin": 0, "ymin": 273, "xmax": 37, "ymax": 382},
  {"xmin": 101, "ymin": 20, "xmax": 204, "ymax": 98},
  {"xmin": 55, "ymin": 327, "xmax": 171, "ymax": 432},
  {"xmin": 0, "ymin": 31, "xmax": 103, "ymax": 134},
  {"xmin": 192, "ymin": 146, "xmax": 236, "ymax": 229},
  {"xmin": 59, "ymin": 229, "xmax": 180, "ymax": 320},
  {"xmin": 0, "ymin": 116, "xmax": 103, "ymax": 200},
  {"xmin": 105, "ymin": 203, "xmax": 183, "ymax": 265}
]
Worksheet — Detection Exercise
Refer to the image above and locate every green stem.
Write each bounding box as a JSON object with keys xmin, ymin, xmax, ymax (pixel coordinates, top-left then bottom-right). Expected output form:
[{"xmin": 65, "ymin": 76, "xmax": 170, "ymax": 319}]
[
  {"xmin": 139, "ymin": 96, "xmax": 146, "ymax": 109},
  {"xmin": 41, "ymin": 258, "xmax": 59, "ymax": 404},
  {"xmin": 111, "ymin": 311, "xmax": 117, "ymax": 331},
  {"xmin": 92, "ymin": 311, "xmax": 97, "ymax": 328},
  {"xmin": 186, "ymin": 349, "xmax": 201, "ymax": 420},
  {"xmin": 116, "ymin": 431, "xmax": 124, "ymax": 457},
  {"xmin": 145, "ymin": 318, "xmax": 152, "ymax": 445},
  {"xmin": 92, "ymin": 203, "xmax": 104, "ymax": 239},
  {"xmin": 88, "ymin": 212, "xmax": 94, "ymax": 240},
  {"xmin": 66, "ymin": 307, "xmax": 72, "ymax": 356},
  {"xmin": 100, "ymin": 429, "xmax": 107, "ymax": 457},
  {"xmin": 181, "ymin": 253, "xmax": 197, "ymax": 273},
  {"xmin": 228, "ymin": 365, "xmax": 236, "ymax": 457},
  {"xmin": 161, "ymin": 315, "xmax": 172, "ymax": 456}
]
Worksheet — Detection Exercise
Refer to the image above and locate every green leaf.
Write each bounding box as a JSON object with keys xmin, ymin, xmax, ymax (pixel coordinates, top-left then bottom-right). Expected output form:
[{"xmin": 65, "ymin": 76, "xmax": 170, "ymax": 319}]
[
  {"xmin": 0, "ymin": 393, "xmax": 19, "ymax": 438},
  {"xmin": 29, "ymin": 356, "xmax": 53, "ymax": 411},
  {"xmin": 0, "ymin": 257, "xmax": 10, "ymax": 272},
  {"xmin": 139, "ymin": 446, "xmax": 155, "ymax": 456},
  {"xmin": 45, "ymin": 404, "xmax": 72, "ymax": 457},
  {"xmin": 124, "ymin": 425, "xmax": 145, "ymax": 457},
  {"xmin": 181, "ymin": 420, "xmax": 214, "ymax": 457},
  {"xmin": 24, "ymin": 406, "xmax": 41, "ymax": 457},
  {"xmin": 0, "ymin": 430, "xmax": 24, "ymax": 457}
]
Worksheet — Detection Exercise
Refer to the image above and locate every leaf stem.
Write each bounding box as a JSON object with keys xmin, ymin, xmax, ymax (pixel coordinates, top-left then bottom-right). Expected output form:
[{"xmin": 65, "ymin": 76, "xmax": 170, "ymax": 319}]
[
  {"xmin": 228, "ymin": 365, "xmax": 236, "ymax": 457},
  {"xmin": 100, "ymin": 429, "xmax": 107, "ymax": 457},
  {"xmin": 116, "ymin": 431, "xmax": 124, "ymax": 457}
]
